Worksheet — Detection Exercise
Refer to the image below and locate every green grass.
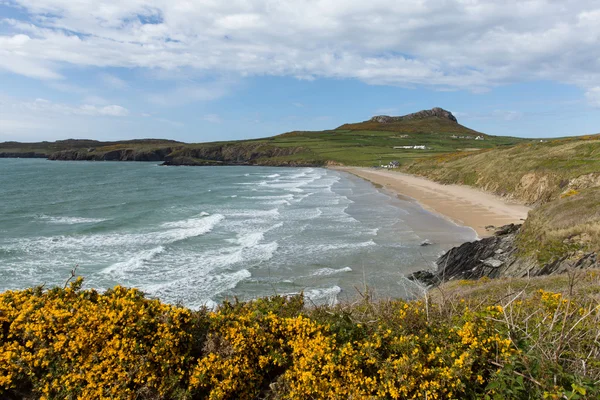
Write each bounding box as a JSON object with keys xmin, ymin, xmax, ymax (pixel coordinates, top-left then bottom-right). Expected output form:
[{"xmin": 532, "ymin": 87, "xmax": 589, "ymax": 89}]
[
  {"xmin": 403, "ymin": 135, "xmax": 600, "ymax": 204},
  {"xmin": 517, "ymin": 187, "xmax": 600, "ymax": 264},
  {"xmin": 0, "ymin": 117, "xmax": 526, "ymax": 167}
]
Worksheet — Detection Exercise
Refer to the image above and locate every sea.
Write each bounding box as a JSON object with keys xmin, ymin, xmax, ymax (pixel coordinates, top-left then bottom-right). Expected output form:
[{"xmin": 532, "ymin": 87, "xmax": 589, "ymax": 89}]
[{"xmin": 0, "ymin": 159, "xmax": 476, "ymax": 308}]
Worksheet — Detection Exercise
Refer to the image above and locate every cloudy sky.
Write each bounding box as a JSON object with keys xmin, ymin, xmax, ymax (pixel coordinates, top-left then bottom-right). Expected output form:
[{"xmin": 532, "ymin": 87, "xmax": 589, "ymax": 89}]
[{"xmin": 1, "ymin": 0, "xmax": 600, "ymax": 142}]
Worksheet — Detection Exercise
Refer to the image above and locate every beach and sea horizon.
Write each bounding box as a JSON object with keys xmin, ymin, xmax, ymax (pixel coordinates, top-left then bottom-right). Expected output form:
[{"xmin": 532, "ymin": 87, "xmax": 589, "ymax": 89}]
[{"xmin": 0, "ymin": 158, "xmax": 530, "ymax": 309}]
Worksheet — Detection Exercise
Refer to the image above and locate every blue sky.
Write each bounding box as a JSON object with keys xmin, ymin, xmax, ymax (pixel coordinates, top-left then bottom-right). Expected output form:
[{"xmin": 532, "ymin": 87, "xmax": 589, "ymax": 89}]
[{"xmin": 2, "ymin": 0, "xmax": 600, "ymax": 143}]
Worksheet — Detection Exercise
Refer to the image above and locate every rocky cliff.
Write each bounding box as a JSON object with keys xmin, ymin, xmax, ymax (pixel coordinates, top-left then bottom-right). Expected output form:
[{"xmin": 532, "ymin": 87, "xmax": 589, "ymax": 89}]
[
  {"xmin": 370, "ymin": 107, "xmax": 458, "ymax": 124},
  {"xmin": 48, "ymin": 147, "xmax": 174, "ymax": 162},
  {"xmin": 410, "ymin": 224, "xmax": 599, "ymax": 287},
  {"xmin": 163, "ymin": 143, "xmax": 318, "ymax": 166},
  {"xmin": 19, "ymin": 142, "xmax": 323, "ymax": 167},
  {"xmin": 0, "ymin": 152, "xmax": 48, "ymax": 158}
]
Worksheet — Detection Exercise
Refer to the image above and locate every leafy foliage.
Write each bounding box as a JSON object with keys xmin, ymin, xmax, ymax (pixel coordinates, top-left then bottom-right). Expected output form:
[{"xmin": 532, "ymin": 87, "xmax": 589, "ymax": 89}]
[{"xmin": 2, "ymin": 276, "xmax": 600, "ymax": 399}]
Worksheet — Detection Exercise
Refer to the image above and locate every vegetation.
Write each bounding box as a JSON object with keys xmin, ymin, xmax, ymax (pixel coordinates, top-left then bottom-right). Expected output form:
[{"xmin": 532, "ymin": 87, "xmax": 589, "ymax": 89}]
[
  {"xmin": 2, "ymin": 273, "xmax": 600, "ymax": 399},
  {"xmin": 0, "ymin": 113, "xmax": 526, "ymax": 166},
  {"xmin": 403, "ymin": 135, "xmax": 600, "ymax": 205},
  {"xmin": 517, "ymin": 187, "xmax": 600, "ymax": 264},
  {"xmin": 400, "ymin": 135, "xmax": 600, "ymax": 267}
]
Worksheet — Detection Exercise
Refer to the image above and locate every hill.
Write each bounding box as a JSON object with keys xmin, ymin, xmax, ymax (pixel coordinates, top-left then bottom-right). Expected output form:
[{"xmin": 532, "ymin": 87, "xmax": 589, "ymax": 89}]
[
  {"xmin": 0, "ymin": 108, "xmax": 526, "ymax": 166},
  {"xmin": 403, "ymin": 135, "xmax": 600, "ymax": 280}
]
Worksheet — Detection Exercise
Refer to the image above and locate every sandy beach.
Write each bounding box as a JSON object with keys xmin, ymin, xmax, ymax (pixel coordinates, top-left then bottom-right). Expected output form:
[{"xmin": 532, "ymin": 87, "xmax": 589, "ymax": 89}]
[{"xmin": 334, "ymin": 167, "xmax": 531, "ymax": 238}]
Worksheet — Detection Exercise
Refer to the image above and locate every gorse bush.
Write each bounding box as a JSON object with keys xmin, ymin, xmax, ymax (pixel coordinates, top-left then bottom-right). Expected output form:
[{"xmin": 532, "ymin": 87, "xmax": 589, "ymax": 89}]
[{"xmin": 1, "ymin": 277, "xmax": 599, "ymax": 399}]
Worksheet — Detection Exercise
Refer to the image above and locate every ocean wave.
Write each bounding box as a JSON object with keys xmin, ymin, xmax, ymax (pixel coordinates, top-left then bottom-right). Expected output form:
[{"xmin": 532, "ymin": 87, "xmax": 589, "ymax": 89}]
[
  {"xmin": 226, "ymin": 208, "xmax": 280, "ymax": 218},
  {"xmin": 264, "ymin": 199, "xmax": 291, "ymax": 206},
  {"xmin": 141, "ymin": 269, "xmax": 252, "ymax": 310},
  {"xmin": 242, "ymin": 194, "xmax": 294, "ymax": 200},
  {"xmin": 9, "ymin": 214, "xmax": 225, "ymax": 254},
  {"xmin": 311, "ymin": 267, "xmax": 353, "ymax": 277},
  {"xmin": 305, "ymin": 286, "xmax": 341, "ymax": 306},
  {"xmin": 236, "ymin": 231, "xmax": 264, "ymax": 248},
  {"xmin": 300, "ymin": 240, "xmax": 376, "ymax": 253},
  {"xmin": 102, "ymin": 246, "xmax": 165, "ymax": 276},
  {"xmin": 37, "ymin": 215, "xmax": 108, "ymax": 224}
]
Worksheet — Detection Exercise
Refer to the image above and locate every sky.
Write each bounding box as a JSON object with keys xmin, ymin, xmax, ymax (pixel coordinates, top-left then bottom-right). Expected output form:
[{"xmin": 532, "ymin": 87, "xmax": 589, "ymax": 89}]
[{"xmin": 1, "ymin": 0, "xmax": 600, "ymax": 143}]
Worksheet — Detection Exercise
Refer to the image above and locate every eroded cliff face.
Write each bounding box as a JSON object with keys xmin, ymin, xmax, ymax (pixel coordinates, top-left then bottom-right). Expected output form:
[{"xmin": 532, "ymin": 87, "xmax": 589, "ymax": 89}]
[
  {"xmin": 410, "ymin": 224, "xmax": 599, "ymax": 287},
  {"xmin": 0, "ymin": 152, "xmax": 48, "ymax": 158},
  {"xmin": 162, "ymin": 143, "xmax": 322, "ymax": 167},
  {"xmin": 41, "ymin": 143, "xmax": 322, "ymax": 167},
  {"xmin": 48, "ymin": 148, "xmax": 174, "ymax": 161}
]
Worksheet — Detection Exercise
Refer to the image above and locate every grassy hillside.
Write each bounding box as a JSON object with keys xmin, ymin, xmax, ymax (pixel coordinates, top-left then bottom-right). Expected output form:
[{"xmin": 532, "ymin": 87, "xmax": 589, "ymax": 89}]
[
  {"xmin": 402, "ymin": 135, "xmax": 600, "ymax": 267},
  {"xmin": 0, "ymin": 108, "xmax": 527, "ymax": 166},
  {"xmin": 517, "ymin": 186, "xmax": 600, "ymax": 264},
  {"xmin": 0, "ymin": 138, "xmax": 181, "ymax": 155},
  {"xmin": 267, "ymin": 124, "xmax": 521, "ymax": 167},
  {"xmin": 403, "ymin": 135, "xmax": 600, "ymax": 204}
]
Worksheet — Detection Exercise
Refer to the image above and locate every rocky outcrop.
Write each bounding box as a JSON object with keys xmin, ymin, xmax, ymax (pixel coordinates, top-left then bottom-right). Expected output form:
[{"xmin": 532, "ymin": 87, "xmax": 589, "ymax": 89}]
[
  {"xmin": 10, "ymin": 141, "xmax": 323, "ymax": 167},
  {"xmin": 409, "ymin": 224, "xmax": 599, "ymax": 287},
  {"xmin": 370, "ymin": 107, "xmax": 458, "ymax": 124},
  {"xmin": 162, "ymin": 144, "xmax": 323, "ymax": 167},
  {"xmin": 48, "ymin": 148, "xmax": 174, "ymax": 162},
  {"xmin": 0, "ymin": 152, "xmax": 48, "ymax": 158}
]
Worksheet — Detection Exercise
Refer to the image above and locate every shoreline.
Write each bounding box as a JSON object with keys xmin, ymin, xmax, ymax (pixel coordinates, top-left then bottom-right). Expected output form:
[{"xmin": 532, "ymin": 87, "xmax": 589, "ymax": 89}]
[{"xmin": 332, "ymin": 166, "xmax": 531, "ymax": 238}]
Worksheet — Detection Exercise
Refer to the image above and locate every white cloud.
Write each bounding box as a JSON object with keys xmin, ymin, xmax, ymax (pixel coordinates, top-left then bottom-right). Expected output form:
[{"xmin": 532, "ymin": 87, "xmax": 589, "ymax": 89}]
[
  {"xmin": 100, "ymin": 73, "xmax": 128, "ymax": 89},
  {"xmin": 202, "ymin": 114, "xmax": 221, "ymax": 123},
  {"xmin": 493, "ymin": 110, "xmax": 524, "ymax": 121},
  {"xmin": 10, "ymin": 98, "xmax": 130, "ymax": 117},
  {"xmin": 1, "ymin": 0, "xmax": 600, "ymax": 96},
  {"xmin": 147, "ymin": 80, "xmax": 234, "ymax": 106},
  {"xmin": 585, "ymin": 87, "xmax": 600, "ymax": 108}
]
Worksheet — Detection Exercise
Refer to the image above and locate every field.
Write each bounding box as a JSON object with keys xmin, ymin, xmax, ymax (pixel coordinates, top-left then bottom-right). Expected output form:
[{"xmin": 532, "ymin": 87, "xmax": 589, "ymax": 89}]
[{"xmin": 0, "ymin": 114, "xmax": 526, "ymax": 166}]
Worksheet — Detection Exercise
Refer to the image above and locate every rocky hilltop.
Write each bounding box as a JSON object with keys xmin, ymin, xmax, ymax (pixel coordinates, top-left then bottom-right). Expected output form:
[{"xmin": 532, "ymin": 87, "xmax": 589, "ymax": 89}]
[{"xmin": 370, "ymin": 107, "xmax": 458, "ymax": 124}]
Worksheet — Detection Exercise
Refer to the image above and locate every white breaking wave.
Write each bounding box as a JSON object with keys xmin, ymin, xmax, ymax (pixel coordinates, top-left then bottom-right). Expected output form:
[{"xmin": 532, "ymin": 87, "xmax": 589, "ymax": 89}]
[
  {"xmin": 37, "ymin": 215, "xmax": 108, "ymax": 224},
  {"xmin": 242, "ymin": 194, "xmax": 294, "ymax": 200},
  {"xmin": 226, "ymin": 208, "xmax": 280, "ymax": 218},
  {"xmin": 305, "ymin": 286, "xmax": 342, "ymax": 306},
  {"xmin": 264, "ymin": 199, "xmax": 291, "ymax": 206},
  {"xmin": 236, "ymin": 231, "xmax": 264, "ymax": 248},
  {"xmin": 102, "ymin": 246, "xmax": 165, "ymax": 276},
  {"xmin": 9, "ymin": 214, "xmax": 225, "ymax": 254},
  {"xmin": 311, "ymin": 267, "xmax": 353, "ymax": 277}
]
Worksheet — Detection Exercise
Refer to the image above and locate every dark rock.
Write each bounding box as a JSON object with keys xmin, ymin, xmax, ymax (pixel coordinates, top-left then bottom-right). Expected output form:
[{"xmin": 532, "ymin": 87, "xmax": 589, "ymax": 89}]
[
  {"xmin": 420, "ymin": 239, "xmax": 433, "ymax": 246},
  {"xmin": 411, "ymin": 223, "xmax": 599, "ymax": 287},
  {"xmin": 0, "ymin": 152, "xmax": 48, "ymax": 158},
  {"xmin": 370, "ymin": 107, "xmax": 458, "ymax": 124},
  {"xmin": 407, "ymin": 270, "xmax": 437, "ymax": 286}
]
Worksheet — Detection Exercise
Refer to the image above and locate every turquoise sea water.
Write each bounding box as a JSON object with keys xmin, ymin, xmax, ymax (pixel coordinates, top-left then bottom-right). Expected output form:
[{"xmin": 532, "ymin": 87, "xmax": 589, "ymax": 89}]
[{"xmin": 0, "ymin": 159, "xmax": 476, "ymax": 307}]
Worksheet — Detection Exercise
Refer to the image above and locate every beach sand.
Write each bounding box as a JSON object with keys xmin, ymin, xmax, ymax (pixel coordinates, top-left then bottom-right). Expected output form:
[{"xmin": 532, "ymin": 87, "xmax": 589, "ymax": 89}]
[{"xmin": 333, "ymin": 167, "xmax": 531, "ymax": 238}]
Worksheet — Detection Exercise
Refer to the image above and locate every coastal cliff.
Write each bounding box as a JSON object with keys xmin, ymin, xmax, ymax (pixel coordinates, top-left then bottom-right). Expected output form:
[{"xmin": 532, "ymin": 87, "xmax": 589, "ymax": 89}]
[
  {"xmin": 412, "ymin": 223, "xmax": 599, "ymax": 287},
  {"xmin": 48, "ymin": 147, "xmax": 173, "ymax": 161},
  {"xmin": 162, "ymin": 143, "xmax": 323, "ymax": 167},
  {"xmin": 3, "ymin": 140, "xmax": 323, "ymax": 167}
]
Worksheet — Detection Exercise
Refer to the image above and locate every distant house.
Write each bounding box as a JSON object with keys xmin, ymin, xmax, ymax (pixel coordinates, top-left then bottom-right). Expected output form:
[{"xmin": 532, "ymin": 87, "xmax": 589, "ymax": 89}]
[
  {"xmin": 393, "ymin": 145, "xmax": 428, "ymax": 150},
  {"xmin": 475, "ymin": 135, "xmax": 484, "ymax": 140},
  {"xmin": 380, "ymin": 161, "xmax": 400, "ymax": 169}
]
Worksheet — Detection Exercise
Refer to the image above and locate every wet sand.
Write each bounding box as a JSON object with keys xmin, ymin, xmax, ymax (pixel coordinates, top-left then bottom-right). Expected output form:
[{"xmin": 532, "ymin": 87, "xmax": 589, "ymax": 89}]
[{"xmin": 333, "ymin": 167, "xmax": 531, "ymax": 238}]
